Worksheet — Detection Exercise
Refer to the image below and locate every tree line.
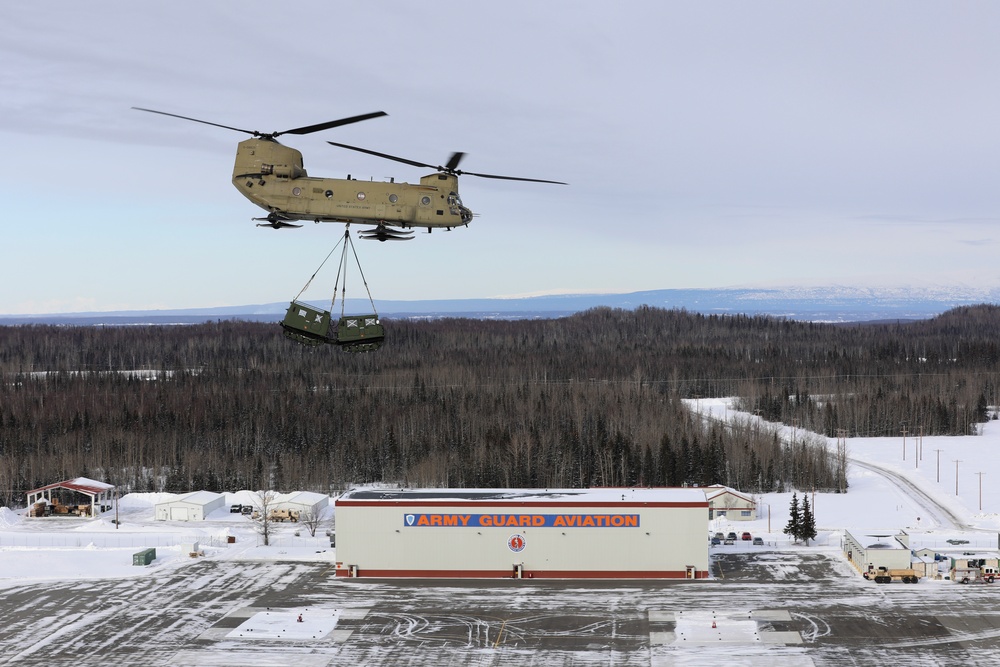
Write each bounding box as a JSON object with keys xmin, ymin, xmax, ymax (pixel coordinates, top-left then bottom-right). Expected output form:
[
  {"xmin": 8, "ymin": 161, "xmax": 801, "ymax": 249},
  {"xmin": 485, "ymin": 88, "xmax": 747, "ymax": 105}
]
[{"xmin": 1, "ymin": 304, "xmax": 998, "ymax": 505}]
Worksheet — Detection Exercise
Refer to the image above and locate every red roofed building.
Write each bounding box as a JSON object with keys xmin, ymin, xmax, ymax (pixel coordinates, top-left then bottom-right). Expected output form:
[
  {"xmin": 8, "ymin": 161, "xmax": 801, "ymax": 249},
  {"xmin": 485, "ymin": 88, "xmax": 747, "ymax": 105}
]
[{"xmin": 26, "ymin": 477, "xmax": 115, "ymax": 517}]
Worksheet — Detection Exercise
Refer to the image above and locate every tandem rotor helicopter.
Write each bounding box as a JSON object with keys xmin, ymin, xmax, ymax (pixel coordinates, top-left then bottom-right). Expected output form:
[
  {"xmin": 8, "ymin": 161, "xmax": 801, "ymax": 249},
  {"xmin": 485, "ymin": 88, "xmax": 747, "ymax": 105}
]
[{"xmin": 133, "ymin": 108, "xmax": 566, "ymax": 241}]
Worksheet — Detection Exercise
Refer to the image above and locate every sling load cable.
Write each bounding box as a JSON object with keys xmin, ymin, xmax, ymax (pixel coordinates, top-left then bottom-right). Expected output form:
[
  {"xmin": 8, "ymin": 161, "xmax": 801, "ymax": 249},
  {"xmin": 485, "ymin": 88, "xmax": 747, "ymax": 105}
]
[
  {"xmin": 328, "ymin": 229, "xmax": 385, "ymax": 352},
  {"xmin": 279, "ymin": 233, "xmax": 347, "ymax": 346}
]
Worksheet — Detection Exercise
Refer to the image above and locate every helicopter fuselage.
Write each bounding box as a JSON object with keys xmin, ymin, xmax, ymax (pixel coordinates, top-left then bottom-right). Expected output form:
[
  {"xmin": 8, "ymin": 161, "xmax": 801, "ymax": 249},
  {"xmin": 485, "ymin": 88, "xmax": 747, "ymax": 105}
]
[{"xmin": 232, "ymin": 137, "xmax": 472, "ymax": 230}]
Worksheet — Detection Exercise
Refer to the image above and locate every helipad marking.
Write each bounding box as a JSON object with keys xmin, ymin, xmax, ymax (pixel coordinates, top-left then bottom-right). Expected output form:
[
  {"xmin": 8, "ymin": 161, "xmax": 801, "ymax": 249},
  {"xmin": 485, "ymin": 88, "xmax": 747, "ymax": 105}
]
[{"xmin": 649, "ymin": 609, "xmax": 803, "ymax": 645}]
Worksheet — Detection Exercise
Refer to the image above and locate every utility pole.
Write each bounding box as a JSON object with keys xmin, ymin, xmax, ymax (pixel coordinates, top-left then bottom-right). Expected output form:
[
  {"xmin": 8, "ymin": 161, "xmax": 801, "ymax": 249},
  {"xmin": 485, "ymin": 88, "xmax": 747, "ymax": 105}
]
[
  {"xmin": 918, "ymin": 426, "xmax": 924, "ymax": 461},
  {"xmin": 901, "ymin": 425, "xmax": 908, "ymax": 461},
  {"xmin": 836, "ymin": 429, "xmax": 848, "ymax": 494},
  {"xmin": 935, "ymin": 449, "xmax": 943, "ymax": 483},
  {"xmin": 954, "ymin": 460, "xmax": 962, "ymax": 496},
  {"xmin": 977, "ymin": 472, "xmax": 985, "ymax": 511}
]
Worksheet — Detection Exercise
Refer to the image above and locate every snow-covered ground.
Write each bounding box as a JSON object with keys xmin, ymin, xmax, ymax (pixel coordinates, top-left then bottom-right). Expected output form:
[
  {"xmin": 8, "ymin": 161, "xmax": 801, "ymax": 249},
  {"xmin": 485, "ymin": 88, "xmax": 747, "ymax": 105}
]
[
  {"xmin": 0, "ymin": 489, "xmax": 335, "ymax": 588},
  {"xmin": 2, "ymin": 399, "xmax": 999, "ymax": 587},
  {"xmin": 689, "ymin": 397, "xmax": 1000, "ymax": 553},
  {"xmin": 3, "ymin": 401, "xmax": 1000, "ymax": 665}
]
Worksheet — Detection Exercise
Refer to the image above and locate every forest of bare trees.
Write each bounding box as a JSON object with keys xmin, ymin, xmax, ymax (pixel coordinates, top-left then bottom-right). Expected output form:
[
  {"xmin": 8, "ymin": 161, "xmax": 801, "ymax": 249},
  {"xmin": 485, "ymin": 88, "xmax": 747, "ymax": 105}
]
[{"xmin": 1, "ymin": 304, "xmax": 998, "ymax": 506}]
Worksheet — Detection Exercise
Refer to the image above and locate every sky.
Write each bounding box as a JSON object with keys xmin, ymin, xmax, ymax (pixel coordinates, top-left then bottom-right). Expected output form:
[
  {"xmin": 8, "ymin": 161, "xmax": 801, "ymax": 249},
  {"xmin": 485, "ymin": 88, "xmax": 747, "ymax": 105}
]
[{"xmin": 3, "ymin": 2, "xmax": 1000, "ymax": 313}]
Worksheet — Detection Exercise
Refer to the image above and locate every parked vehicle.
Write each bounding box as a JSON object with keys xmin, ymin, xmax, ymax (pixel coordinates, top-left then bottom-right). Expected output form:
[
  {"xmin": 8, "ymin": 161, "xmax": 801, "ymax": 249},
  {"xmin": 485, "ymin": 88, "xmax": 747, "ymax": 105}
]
[
  {"xmin": 710, "ymin": 537, "xmax": 721, "ymax": 546},
  {"xmin": 741, "ymin": 532, "xmax": 752, "ymax": 541},
  {"xmin": 714, "ymin": 532, "xmax": 725, "ymax": 540},
  {"xmin": 724, "ymin": 538, "xmax": 735, "ymax": 545},
  {"xmin": 726, "ymin": 532, "xmax": 737, "ymax": 541},
  {"xmin": 864, "ymin": 566, "xmax": 921, "ymax": 584},
  {"xmin": 752, "ymin": 537, "xmax": 764, "ymax": 545},
  {"xmin": 230, "ymin": 504, "xmax": 242, "ymax": 514}
]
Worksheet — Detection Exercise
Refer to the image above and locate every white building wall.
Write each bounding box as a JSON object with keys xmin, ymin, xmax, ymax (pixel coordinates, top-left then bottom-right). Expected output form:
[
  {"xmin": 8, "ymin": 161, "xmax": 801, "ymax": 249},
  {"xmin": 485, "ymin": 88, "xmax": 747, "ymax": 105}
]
[
  {"xmin": 154, "ymin": 492, "xmax": 225, "ymax": 521},
  {"xmin": 335, "ymin": 488, "xmax": 708, "ymax": 579}
]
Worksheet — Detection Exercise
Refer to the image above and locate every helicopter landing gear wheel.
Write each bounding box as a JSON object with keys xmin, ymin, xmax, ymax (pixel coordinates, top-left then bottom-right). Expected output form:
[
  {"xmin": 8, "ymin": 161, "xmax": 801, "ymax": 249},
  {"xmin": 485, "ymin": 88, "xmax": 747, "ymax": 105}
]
[{"xmin": 359, "ymin": 223, "xmax": 414, "ymax": 242}]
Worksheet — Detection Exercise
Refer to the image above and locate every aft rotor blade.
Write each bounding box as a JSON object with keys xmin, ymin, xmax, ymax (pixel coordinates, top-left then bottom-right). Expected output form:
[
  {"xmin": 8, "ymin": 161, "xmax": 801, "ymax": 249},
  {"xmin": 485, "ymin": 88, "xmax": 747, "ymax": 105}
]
[
  {"xmin": 281, "ymin": 111, "xmax": 387, "ymax": 136},
  {"xmin": 132, "ymin": 107, "xmax": 257, "ymax": 135},
  {"xmin": 445, "ymin": 152, "xmax": 465, "ymax": 171},
  {"xmin": 328, "ymin": 142, "xmax": 438, "ymax": 170},
  {"xmin": 134, "ymin": 107, "xmax": 387, "ymax": 138}
]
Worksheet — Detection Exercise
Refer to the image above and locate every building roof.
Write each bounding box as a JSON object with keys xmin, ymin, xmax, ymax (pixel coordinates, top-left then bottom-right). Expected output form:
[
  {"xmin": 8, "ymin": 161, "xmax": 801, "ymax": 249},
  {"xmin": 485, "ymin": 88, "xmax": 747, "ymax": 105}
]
[
  {"xmin": 338, "ymin": 487, "xmax": 707, "ymax": 507},
  {"xmin": 704, "ymin": 485, "xmax": 754, "ymax": 504},
  {"xmin": 278, "ymin": 491, "xmax": 328, "ymax": 506},
  {"xmin": 155, "ymin": 490, "xmax": 224, "ymax": 507},
  {"xmin": 28, "ymin": 477, "xmax": 115, "ymax": 497}
]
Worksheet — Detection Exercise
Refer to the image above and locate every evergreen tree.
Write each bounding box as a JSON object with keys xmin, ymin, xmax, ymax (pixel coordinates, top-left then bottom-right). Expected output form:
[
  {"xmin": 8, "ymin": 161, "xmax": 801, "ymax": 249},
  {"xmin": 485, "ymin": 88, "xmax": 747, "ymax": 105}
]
[
  {"xmin": 783, "ymin": 492, "xmax": 801, "ymax": 542},
  {"xmin": 800, "ymin": 493, "xmax": 817, "ymax": 544}
]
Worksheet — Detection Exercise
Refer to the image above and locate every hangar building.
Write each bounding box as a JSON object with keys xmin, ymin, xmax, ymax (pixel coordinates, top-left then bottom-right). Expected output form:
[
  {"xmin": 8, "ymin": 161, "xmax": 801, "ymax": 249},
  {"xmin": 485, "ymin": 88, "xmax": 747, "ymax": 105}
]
[
  {"xmin": 334, "ymin": 487, "xmax": 709, "ymax": 579},
  {"xmin": 275, "ymin": 491, "xmax": 329, "ymax": 517},
  {"xmin": 154, "ymin": 491, "xmax": 225, "ymax": 521}
]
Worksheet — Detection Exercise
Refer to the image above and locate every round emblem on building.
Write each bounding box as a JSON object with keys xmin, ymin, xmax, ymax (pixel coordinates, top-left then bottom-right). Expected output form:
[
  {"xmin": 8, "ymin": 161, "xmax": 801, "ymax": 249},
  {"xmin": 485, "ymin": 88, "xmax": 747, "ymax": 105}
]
[{"xmin": 508, "ymin": 534, "xmax": 526, "ymax": 552}]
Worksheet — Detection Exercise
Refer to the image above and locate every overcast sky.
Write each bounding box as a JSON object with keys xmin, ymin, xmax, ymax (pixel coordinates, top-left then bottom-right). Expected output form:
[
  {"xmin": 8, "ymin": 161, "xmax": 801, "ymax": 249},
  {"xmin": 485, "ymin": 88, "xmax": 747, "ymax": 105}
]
[{"xmin": 3, "ymin": 2, "xmax": 1000, "ymax": 314}]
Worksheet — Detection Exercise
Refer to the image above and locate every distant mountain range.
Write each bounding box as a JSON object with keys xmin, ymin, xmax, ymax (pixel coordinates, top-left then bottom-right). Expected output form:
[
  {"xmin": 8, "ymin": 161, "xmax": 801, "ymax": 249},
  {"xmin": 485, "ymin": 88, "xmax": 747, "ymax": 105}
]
[{"xmin": 3, "ymin": 286, "xmax": 999, "ymax": 325}]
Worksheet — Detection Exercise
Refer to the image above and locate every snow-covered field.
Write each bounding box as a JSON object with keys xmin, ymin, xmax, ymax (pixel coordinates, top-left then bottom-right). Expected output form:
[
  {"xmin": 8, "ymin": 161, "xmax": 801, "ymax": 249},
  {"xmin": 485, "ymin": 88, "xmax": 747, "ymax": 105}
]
[
  {"xmin": 3, "ymin": 401, "xmax": 1000, "ymax": 666},
  {"xmin": 2, "ymin": 399, "xmax": 999, "ymax": 585},
  {"xmin": 688, "ymin": 398, "xmax": 1000, "ymax": 552},
  {"xmin": 0, "ymin": 489, "xmax": 335, "ymax": 588}
]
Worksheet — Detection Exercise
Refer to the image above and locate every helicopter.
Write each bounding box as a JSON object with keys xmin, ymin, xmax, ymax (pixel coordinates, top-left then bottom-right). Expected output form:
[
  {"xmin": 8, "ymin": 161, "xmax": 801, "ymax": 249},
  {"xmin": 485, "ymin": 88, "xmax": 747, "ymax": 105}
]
[{"xmin": 133, "ymin": 108, "xmax": 565, "ymax": 241}]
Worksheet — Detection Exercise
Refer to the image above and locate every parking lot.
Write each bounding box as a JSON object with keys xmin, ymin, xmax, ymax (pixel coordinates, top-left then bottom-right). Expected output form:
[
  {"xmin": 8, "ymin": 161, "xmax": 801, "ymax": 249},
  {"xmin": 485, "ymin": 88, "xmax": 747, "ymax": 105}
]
[{"xmin": 2, "ymin": 550, "xmax": 1000, "ymax": 666}]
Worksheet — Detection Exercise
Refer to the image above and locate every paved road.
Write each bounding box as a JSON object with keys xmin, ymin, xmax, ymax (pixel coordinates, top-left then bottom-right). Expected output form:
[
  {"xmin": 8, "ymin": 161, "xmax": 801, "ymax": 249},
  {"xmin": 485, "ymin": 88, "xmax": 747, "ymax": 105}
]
[
  {"xmin": 2, "ymin": 552, "xmax": 1000, "ymax": 666},
  {"xmin": 849, "ymin": 457, "xmax": 969, "ymax": 530}
]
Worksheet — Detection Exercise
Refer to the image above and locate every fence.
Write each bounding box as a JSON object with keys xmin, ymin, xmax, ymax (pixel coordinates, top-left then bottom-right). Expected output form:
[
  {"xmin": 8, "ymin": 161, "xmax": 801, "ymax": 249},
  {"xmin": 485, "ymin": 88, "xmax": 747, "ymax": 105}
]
[{"xmin": 0, "ymin": 533, "xmax": 232, "ymax": 549}]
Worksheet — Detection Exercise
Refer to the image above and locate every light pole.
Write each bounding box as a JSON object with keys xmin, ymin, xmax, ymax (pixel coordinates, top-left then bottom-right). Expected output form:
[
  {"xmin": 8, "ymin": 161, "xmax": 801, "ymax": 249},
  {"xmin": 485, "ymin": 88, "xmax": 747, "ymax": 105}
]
[
  {"xmin": 901, "ymin": 423, "xmax": 908, "ymax": 461},
  {"xmin": 955, "ymin": 459, "xmax": 962, "ymax": 496},
  {"xmin": 935, "ymin": 449, "xmax": 943, "ymax": 483}
]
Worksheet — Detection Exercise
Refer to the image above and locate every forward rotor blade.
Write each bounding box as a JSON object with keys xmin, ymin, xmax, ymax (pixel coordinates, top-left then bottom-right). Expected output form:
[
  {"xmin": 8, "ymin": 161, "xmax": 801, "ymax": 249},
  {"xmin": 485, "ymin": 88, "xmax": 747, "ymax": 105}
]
[
  {"xmin": 458, "ymin": 170, "xmax": 567, "ymax": 185},
  {"xmin": 281, "ymin": 111, "xmax": 387, "ymax": 136},
  {"xmin": 328, "ymin": 141, "xmax": 567, "ymax": 184},
  {"xmin": 328, "ymin": 142, "xmax": 437, "ymax": 170},
  {"xmin": 132, "ymin": 107, "xmax": 257, "ymax": 135}
]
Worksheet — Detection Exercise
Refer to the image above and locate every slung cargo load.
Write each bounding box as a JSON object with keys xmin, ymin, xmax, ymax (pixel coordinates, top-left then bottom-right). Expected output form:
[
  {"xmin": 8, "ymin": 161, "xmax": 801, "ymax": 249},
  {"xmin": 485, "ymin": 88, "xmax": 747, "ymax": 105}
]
[
  {"xmin": 280, "ymin": 229, "xmax": 384, "ymax": 352},
  {"xmin": 335, "ymin": 314, "xmax": 384, "ymax": 352},
  {"xmin": 281, "ymin": 301, "xmax": 332, "ymax": 346}
]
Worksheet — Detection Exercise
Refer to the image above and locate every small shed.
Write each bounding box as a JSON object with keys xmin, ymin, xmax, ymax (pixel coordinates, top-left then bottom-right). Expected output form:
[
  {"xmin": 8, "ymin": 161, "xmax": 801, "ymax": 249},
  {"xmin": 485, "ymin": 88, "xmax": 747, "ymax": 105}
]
[
  {"xmin": 26, "ymin": 477, "xmax": 115, "ymax": 517},
  {"xmin": 705, "ymin": 485, "xmax": 756, "ymax": 521},
  {"xmin": 275, "ymin": 491, "xmax": 329, "ymax": 518},
  {"xmin": 155, "ymin": 491, "xmax": 225, "ymax": 521}
]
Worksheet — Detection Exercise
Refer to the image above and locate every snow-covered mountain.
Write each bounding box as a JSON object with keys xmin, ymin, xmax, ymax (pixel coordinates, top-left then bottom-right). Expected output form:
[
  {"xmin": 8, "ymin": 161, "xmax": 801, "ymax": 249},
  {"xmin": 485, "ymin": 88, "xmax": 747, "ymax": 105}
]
[{"xmin": 3, "ymin": 285, "xmax": 999, "ymax": 325}]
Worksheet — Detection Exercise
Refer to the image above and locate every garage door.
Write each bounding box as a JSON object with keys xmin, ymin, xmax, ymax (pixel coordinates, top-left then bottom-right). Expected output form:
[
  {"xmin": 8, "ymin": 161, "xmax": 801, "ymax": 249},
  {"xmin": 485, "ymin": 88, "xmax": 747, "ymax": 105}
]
[{"xmin": 170, "ymin": 507, "xmax": 189, "ymax": 521}]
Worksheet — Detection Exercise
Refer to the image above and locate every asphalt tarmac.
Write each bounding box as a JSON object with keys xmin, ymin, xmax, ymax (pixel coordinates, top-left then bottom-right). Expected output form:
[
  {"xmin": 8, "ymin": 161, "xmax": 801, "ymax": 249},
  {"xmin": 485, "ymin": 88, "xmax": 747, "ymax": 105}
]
[{"xmin": 1, "ymin": 551, "xmax": 999, "ymax": 666}]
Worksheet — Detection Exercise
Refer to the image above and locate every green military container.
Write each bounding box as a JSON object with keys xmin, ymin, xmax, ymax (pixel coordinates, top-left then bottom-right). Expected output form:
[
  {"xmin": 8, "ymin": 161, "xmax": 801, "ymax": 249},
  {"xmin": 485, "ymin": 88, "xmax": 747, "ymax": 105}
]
[
  {"xmin": 334, "ymin": 314, "xmax": 384, "ymax": 352},
  {"xmin": 281, "ymin": 300, "xmax": 332, "ymax": 346},
  {"xmin": 133, "ymin": 547, "xmax": 156, "ymax": 566}
]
